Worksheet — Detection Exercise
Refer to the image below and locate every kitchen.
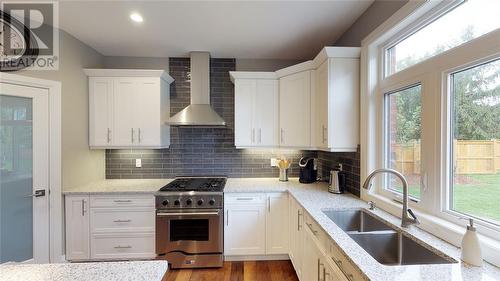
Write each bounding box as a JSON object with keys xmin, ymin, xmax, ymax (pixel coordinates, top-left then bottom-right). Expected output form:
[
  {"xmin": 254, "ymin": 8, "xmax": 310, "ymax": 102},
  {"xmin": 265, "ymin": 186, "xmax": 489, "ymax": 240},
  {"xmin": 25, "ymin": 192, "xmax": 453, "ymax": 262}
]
[{"xmin": 1, "ymin": 1, "xmax": 500, "ymax": 281}]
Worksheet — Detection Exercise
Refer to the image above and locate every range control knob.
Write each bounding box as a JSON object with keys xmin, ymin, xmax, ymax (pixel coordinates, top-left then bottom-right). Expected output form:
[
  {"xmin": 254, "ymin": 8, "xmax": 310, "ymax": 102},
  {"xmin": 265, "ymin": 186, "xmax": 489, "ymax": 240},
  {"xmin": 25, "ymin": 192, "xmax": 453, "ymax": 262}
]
[
  {"xmin": 186, "ymin": 198, "xmax": 193, "ymax": 205},
  {"xmin": 162, "ymin": 199, "xmax": 169, "ymax": 206},
  {"xmin": 197, "ymin": 199, "xmax": 204, "ymax": 206},
  {"xmin": 174, "ymin": 199, "xmax": 180, "ymax": 206},
  {"xmin": 209, "ymin": 199, "xmax": 216, "ymax": 206}
]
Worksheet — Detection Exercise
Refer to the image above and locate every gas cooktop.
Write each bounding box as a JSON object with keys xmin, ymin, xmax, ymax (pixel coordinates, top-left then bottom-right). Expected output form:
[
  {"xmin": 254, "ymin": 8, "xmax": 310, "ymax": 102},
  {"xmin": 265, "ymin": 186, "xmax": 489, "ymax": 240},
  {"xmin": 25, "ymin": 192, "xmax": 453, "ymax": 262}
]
[{"xmin": 158, "ymin": 177, "xmax": 227, "ymax": 193}]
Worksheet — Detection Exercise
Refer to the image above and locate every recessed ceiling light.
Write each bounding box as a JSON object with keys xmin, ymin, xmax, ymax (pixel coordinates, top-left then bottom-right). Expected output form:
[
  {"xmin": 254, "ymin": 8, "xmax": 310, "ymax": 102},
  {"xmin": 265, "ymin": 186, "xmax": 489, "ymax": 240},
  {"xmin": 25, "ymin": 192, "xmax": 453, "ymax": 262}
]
[{"xmin": 130, "ymin": 13, "xmax": 143, "ymax": 23}]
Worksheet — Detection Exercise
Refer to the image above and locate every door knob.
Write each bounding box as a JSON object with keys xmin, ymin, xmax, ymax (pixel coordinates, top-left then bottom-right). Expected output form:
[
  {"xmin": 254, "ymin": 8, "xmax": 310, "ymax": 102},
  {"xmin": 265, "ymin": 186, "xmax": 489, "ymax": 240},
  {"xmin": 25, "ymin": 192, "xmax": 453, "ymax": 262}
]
[{"xmin": 24, "ymin": 189, "xmax": 46, "ymax": 198}]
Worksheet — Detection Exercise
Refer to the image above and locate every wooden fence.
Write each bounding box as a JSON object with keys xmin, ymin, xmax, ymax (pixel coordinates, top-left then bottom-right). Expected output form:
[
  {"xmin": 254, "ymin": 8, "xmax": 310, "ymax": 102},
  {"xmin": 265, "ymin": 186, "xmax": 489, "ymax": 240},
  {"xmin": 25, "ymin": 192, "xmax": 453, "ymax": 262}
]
[{"xmin": 391, "ymin": 140, "xmax": 500, "ymax": 175}]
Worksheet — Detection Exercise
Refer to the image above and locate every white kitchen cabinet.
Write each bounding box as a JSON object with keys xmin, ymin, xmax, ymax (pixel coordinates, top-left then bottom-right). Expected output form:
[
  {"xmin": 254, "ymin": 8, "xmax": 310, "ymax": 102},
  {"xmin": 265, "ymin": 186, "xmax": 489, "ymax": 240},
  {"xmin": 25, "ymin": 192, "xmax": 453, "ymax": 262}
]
[
  {"xmin": 65, "ymin": 194, "xmax": 155, "ymax": 261},
  {"xmin": 224, "ymin": 201, "xmax": 267, "ymax": 256},
  {"xmin": 266, "ymin": 193, "xmax": 289, "ymax": 254},
  {"xmin": 312, "ymin": 50, "xmax": 360, "ymax": 152},
  {"xmin": 302, "ymin": 225, "xmax": 323, "ymax": 281},
  {"xmin": 65, "ymin": 195, "xmax": 90, "ymax": 261},
  {"xmin": 85, "ymin": 69, "xmax": 174, "ymax": 149},
  {"xmin": 289, "ymin": 196, "xmax": 304, "ymax": 279},
  {"xmin": 224, "ymin": 192, "xmax": 289, "ymax": 257},
  {"xmin": 231, "ymin": 73, "xmax": 278, "ymax": 147},
  {"xmin": 279, "ymin": 71, "xmax": 311, "ymax": 148}
]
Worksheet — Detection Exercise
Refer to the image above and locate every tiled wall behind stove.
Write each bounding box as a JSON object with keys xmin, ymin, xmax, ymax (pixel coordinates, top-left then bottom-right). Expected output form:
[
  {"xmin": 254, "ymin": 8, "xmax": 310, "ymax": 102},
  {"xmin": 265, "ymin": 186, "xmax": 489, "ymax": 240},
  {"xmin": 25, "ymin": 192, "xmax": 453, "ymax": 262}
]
[
  {"xmin": 316, "ymin": 146, "xmax": 361, "ymax": 196},
  {"xmin": 106, "ymin": 57, "xmax": 315, "ymax": 179}
]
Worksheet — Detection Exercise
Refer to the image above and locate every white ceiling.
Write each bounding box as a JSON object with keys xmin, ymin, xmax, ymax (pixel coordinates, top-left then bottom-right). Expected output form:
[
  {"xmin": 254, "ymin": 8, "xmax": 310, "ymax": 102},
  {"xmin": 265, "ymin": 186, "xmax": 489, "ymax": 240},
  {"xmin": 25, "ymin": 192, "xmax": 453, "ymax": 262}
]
[{"xmin": 59, "ymin": 1, "xmax": 373, "ymax": 60}]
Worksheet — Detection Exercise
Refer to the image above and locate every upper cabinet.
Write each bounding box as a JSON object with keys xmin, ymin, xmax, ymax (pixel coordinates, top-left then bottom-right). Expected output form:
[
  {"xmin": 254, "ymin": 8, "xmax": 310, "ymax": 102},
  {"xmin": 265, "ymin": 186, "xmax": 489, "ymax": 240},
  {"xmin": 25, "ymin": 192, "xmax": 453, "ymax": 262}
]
[
  {"xmin": 312, "ymin": 48, "xmax": 360, "ymax": 152},
  {"xmin": 279, "ymin": 70, "xmax": 312, "ymax": 148},
  {"xmin": 85, "ymin": 69, "xmax": 174, "ymax": 149},
  {"xmin": 231, "ymin": 47, "xmax": 360, "ymax": 151},
  {"xmin": 231, "ymin": 72, "xmax": 278, "ymax": 147}
]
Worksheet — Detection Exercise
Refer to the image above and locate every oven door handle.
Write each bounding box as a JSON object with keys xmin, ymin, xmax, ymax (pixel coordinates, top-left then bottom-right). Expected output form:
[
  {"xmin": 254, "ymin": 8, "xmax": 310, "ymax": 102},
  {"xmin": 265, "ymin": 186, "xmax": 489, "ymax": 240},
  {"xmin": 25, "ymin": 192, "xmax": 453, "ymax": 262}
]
[{"xmin": 157, "ymin": 211, "xmax": 220, "ymax": 217}]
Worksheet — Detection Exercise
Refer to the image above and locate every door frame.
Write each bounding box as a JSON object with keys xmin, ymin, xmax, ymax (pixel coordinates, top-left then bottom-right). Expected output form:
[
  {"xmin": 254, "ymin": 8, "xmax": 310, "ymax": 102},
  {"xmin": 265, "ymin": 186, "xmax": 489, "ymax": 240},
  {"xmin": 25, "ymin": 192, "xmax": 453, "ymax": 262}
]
[{"xmin": 0, "ymin": 72, "xmax": 62, "ymax": 263}]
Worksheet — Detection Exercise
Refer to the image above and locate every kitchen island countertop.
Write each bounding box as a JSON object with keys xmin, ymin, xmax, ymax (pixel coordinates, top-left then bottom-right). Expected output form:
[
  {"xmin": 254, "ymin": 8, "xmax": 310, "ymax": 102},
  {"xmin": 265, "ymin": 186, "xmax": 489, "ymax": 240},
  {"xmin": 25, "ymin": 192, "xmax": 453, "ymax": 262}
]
[{"xmin": 0, "ymin": 260, "xmax": 168, "ymax": 281}]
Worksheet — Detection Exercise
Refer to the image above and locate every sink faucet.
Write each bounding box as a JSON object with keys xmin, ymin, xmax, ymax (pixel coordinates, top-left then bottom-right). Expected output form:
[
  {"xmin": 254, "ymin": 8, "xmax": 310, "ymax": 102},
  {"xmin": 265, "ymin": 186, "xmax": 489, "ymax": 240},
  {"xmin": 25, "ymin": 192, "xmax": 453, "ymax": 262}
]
[{"xmin": 362, "ymin": 169, "xmax": 420, "ymax": 228}]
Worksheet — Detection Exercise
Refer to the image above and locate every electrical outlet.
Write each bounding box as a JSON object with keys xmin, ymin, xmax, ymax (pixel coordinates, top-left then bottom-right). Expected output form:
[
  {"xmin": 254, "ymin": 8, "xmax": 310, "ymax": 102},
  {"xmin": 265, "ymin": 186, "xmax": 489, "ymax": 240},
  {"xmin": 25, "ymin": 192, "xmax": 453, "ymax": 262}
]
[
  {"xmin": 270, "ymin": 158, "xmax": 278, "ymax": 167},
  {"xmin": 135, "ymin": 159, "xmax": 142, "ymax": 168}
]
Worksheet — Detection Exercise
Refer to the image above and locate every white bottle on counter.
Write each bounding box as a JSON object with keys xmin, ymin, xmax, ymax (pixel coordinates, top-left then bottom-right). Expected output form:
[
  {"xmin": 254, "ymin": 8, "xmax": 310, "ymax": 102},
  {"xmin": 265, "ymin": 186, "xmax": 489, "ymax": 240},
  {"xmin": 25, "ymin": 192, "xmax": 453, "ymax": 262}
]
[{"xmin": 461, "ymin": 218, "xmax": 482, "ymax": 267}]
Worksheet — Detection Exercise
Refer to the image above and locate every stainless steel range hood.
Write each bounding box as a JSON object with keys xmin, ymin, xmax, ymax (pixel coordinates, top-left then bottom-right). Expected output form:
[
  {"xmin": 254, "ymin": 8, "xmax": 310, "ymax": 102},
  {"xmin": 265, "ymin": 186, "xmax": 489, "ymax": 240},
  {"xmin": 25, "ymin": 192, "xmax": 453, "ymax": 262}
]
[{"xmin": 167, "ymin": 52, "xmax": 226, "ymax": 126}]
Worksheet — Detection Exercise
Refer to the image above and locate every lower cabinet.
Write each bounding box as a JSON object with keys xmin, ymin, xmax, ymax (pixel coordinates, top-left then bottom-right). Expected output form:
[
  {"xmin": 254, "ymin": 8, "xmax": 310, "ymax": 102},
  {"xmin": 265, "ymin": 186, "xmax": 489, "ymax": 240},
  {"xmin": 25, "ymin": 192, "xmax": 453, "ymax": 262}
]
[
  {"xmin": 224, "ymin": 192, "xmax": 289, "ymax": 257},
  {"xmin": 65, "ymin": 194, "xmax": 155, "ymax": 261}
]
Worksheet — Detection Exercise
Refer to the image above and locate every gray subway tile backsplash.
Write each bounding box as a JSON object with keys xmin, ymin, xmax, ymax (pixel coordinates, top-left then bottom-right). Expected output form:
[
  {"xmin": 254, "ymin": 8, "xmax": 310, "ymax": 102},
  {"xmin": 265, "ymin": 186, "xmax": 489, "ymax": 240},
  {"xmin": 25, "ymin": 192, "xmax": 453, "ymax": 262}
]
[{"xmin": 105, "ymin": 58, "xmax": 361, "ymax": 197}]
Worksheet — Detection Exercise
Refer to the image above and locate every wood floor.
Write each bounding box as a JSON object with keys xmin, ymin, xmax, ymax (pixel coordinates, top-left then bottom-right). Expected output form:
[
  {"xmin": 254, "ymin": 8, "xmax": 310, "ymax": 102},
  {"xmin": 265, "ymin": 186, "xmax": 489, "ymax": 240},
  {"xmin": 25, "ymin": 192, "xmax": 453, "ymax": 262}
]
[{"xmin": 162, "ymin": 260, "xmax": 299, "ymax": 281}]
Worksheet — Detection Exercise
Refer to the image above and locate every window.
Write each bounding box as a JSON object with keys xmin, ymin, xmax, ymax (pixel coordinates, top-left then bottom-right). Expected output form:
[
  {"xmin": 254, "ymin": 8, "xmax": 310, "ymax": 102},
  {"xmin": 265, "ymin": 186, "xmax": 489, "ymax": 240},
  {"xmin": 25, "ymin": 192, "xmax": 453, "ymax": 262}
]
[
  {"xmin": 384, "ymin": 85, "xmax": 422, "ymax": 199},
  {"xmin": 385, "ymin": 0, "xmax": 500, "ymax": 76},
  {"xmin": 449, "ymin": 59, "xmax": 500, "ymax": 225}
]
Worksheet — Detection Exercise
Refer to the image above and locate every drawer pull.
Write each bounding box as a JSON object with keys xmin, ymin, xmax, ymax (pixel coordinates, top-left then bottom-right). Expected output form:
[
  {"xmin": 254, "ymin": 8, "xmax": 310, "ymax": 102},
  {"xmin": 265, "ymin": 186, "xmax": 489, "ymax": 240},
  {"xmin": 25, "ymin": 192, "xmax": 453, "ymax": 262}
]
[
  {"xmin": 236, "ymin": 198, "xmax": 253, "ymax": 201},
  {"xmin": 113, "ymin": 219, "xmax": 132, "ymax": 223},
  {"xmin": 114, "ymin": 245, "xmax": 132, "ymax": 249},
  {"xmin": 113, "ymin": 200, "xmax": 132, "ymax": 203},
  {"xmin": 332, "ymin": 257, "xmax": 354, "ymax": 281},
  {"xmin": 306, "ymin": 223, "xmax": 318, "ymax": 235}
]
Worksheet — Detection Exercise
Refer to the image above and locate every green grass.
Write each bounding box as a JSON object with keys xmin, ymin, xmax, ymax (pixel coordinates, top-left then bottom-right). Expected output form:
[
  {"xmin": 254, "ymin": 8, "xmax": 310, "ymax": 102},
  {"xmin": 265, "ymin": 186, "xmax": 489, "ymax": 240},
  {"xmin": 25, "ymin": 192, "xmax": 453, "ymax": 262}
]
[{"xmin": 390, "ymin": 174, "xmax": 500, "ymax": 223}]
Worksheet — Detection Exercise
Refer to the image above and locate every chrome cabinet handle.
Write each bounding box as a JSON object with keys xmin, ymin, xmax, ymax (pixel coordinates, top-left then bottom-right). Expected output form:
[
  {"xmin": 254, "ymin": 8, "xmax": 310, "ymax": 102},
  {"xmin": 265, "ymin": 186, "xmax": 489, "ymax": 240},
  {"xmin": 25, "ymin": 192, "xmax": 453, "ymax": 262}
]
[
  {"xmin": 157, "ymin": 212, "xmax": 220, "ymax": 217},
  {"xmin": 113, "ymin": 219, "xmax": 131, "ymax": 223},
  {"xmin": 131, "ymin": 128, "xmax": 134, "ymax": 143},
  {"xmin": 107, "ymin": 128, "xmax": 111, "ymax": 143},
  {"xmin": 332, "ymin": 257, "xmax": 354, "ymax": 281},
  {"xmin": 297, "ymin": 210, "xmax": 302, "ymax": 231},
  {"xmin": 322, "ymin": 125, "xmax": 327, "ymax": 144},
  {"xmin": 226, "ymin": 210, "xmax": 229, "ymax": 226},
  {"xmin": 252, "ymin": 128, "xmax": 255, "ymax": 143},
  {"xmin": 307, "ymin": 223, "xmax": 318, "ymax": 235},
  {"xmin": 114, "ymin": 200, "xmax": 132, "ymax": 203},
  {"xmin": 24, "ymin": 189, "xmax": 46, "ymax": 198},
  {"xmin": 236, "ymin": 198, "xmax": 253, "ymax": 201},
  {"xmin": 114, "ymin": 245, "xmax": 132, "ymax": 249},
  {"xmin": 268, "ymin": 197, "xmax": 271, "ymax": 212},
  {"xmin": 138, "ymin": 128, "xmax": 141, "ymax": 143},
  {"xmin": 317, "ymin": 259, "xmax": 325, "ymax": 281},
  {"xmin": 259, "ymin": 128, "xmax": 262, "ymax": 143},
  {"xmin": 280, "ymin": 128, "xmax": 285, "ymax": 144},
  {"xmin": 81, "ymin": 199, "xmax": 86, "ymax": 216}
]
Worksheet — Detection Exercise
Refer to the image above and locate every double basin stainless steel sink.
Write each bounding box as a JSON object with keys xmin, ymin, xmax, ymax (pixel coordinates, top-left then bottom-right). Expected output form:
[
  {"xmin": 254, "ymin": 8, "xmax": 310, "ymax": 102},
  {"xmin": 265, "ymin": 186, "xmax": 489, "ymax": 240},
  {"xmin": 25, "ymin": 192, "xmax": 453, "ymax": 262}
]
[{"xmin": 322, "ymin": 209, "xmax": 457, "ymax": 266}]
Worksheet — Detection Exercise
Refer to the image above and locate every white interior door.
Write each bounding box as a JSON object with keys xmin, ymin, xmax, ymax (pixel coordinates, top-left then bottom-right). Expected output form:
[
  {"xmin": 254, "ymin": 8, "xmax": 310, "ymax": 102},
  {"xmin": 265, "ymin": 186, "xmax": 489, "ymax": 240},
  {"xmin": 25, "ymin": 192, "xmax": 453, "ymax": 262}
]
[{"xmin": 0, "ymin": 82, "xmax": 50, "ymax": 264}]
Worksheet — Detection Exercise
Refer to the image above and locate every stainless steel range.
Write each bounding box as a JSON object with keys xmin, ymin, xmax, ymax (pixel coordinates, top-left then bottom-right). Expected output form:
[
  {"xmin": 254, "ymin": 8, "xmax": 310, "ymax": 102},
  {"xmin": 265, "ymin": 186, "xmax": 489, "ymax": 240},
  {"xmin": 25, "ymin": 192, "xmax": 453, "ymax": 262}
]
[{"xmin": 155, "ymin": 177, "xmax": 226, "ymax": 269}]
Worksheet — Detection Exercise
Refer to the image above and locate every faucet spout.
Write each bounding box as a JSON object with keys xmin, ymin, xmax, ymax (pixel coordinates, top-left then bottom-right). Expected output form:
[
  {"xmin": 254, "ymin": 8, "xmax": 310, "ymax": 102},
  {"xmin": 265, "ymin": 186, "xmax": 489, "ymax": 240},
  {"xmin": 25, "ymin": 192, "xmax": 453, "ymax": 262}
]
[{"xmin": 362, "ymin": 168, "xmax": 420, "ymax": 228}]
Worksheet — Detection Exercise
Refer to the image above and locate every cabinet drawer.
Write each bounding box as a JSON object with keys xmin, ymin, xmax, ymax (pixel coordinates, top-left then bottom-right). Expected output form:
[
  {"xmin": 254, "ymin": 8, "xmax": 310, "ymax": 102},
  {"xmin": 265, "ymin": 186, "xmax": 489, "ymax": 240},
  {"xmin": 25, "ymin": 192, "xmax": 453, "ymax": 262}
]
[
  {"xmin": 91, "ymin": 232, "xmax": 155, "ymax": 260},
  {"xmin": 328, "ymin": 240, "xmax": 364, "ymax": 281},
  {"xmin": 90, "ymin": 208, "xmax": 154, "ymax": 233},
  {"xmin": 90, "ymin": 195, "xmax": 154, "ymax": 208},
  {"xmin": 305, "ymin": 212, "xmax": 327, "ymax": 253},
  {"xmin": 225, "ymin": 193, "xmax": 266, "ymax": 205}
]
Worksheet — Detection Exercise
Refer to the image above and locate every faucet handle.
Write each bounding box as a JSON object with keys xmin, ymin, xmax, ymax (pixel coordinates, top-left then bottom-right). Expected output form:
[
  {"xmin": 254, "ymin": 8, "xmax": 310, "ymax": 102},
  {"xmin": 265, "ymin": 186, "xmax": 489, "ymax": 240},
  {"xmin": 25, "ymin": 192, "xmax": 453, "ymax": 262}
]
[
  {"xmin": 407, "ymin": 208, "xmax": 420, "ymax": 224},
  {"xmin": 367, "ymin": 201, "xmax": 376, "ymax": 210}
]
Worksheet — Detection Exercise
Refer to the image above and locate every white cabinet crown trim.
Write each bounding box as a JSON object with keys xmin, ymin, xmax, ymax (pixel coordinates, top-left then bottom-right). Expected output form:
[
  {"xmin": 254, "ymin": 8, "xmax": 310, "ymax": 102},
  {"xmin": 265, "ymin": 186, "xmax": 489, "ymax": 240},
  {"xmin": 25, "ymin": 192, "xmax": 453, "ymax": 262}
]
[{"xmin": 84, "ymin": 69, "xmax": 174, "ymax": 84}]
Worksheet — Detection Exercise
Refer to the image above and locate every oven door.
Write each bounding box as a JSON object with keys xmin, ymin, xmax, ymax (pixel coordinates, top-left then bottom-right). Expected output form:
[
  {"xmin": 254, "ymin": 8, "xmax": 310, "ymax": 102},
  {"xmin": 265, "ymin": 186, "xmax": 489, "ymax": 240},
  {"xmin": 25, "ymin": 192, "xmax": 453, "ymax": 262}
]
[{"xmin": 156, "ymin": 209, "xmax": 223, "ymax": 255}]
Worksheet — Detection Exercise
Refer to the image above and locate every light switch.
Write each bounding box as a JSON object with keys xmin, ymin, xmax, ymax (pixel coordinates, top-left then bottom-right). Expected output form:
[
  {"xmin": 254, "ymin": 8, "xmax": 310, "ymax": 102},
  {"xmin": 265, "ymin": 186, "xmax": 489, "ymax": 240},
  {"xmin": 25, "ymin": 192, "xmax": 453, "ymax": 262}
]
[
  {"xmin": 135, "ymin": 159, "xmax": 142, "ymax": 168},
  {"xmin": 270, "ymin": 158, "xmax": 278, "ymax": 167}
]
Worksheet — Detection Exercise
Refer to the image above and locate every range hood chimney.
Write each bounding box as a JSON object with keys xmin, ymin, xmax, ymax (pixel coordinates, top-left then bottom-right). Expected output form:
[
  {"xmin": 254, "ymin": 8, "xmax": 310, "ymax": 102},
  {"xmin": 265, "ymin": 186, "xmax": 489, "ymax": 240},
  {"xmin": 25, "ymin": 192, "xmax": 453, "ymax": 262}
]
[{"xmin": 167, "ymin": 52, "xmax": 226, "ymax": 126}]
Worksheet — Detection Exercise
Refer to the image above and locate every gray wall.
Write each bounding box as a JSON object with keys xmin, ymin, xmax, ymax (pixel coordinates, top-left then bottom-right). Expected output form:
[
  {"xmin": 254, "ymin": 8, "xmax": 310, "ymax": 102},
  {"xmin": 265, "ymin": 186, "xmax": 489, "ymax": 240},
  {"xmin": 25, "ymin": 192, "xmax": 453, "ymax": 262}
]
[
  {"xmin": 106, "ymin": 58, "xmax": 315, "ymax": 179},
  {"xmin": 333, "ymin": 0, "xmax": 408, "ymax": 47},
  {"xmin": 103, "ymin": 56, "xmax": 169, "ymax": 72},
  {"xmin": 18, "ymin": 30, "xmax": 105, "ymax": 190}
]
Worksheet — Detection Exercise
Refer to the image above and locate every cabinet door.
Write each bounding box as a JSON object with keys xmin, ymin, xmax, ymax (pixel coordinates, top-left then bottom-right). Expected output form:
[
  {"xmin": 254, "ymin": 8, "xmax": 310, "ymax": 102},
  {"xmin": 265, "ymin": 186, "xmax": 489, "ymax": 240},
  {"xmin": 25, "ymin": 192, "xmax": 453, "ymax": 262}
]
[
  {"xmin": 254, "ymin": 80, "xmax": 278, "ymax": 146},
  {"xmin": 234, "ymin": 79, "xmax": 256, "ymax": 147},
  {"xmin": 89, "ymin": 77, "xmax": 113, "ymax": 147},
  {"xmin": 266, "ymin": 193, "xmax": 289, "ymax": 254},
  {"xmin": 134, "ymin": 78, "xmax": 161, "ymax": 146},
  {"xmin": 65, "ymin": 195, "xmax": 90, "ymax": 261},
  {"xmin": 302, "ymin": 228, "xmax": 320, "ymax": 281},
  {"xmin": 113, "ymin": 79, "xmax": 137, "ymax": 146},
  {"xmin": 279, "ymin": 71, "xmax": 311, "ymax": 147},
  {"xmin": 314, "ymin": 61, "xmax": 329, "ymax": 148},
  {"xmin": 224, "ymin": 204, "xmax": 266, "ymax": 256},
  {"xmin": 289, "ymin": 197, "xmax": 304, "ymax": 279}
]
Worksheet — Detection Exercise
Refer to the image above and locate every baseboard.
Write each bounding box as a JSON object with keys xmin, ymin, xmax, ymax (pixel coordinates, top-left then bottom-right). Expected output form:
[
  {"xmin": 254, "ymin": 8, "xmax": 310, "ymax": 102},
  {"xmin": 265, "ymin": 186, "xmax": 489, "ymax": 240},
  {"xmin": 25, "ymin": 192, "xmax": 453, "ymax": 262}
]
[{"xmin": 224, "ymin": 254, "xmax": 290, "ymax": 261}]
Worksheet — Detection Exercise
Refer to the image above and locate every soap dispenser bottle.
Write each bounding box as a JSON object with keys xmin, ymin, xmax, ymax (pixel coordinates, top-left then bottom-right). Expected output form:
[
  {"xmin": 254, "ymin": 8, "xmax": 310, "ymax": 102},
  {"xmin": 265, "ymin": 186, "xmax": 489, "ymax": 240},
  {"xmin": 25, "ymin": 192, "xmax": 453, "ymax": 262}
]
[{"xmin": 461, "ymin": 218, "xmax": 482, "ymax": 266}]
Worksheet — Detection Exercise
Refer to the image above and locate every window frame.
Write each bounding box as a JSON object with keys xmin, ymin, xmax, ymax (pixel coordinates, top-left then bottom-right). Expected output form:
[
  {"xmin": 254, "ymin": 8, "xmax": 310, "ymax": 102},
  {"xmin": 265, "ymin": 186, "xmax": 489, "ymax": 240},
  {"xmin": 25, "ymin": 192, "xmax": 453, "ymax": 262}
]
[
  {"xmin": 360, "ymin": 0, "xmax": 500, "ymax": 267},
  {"xmin": 382, "ymin": 83, "xmax": 423, "ymax": 202}
]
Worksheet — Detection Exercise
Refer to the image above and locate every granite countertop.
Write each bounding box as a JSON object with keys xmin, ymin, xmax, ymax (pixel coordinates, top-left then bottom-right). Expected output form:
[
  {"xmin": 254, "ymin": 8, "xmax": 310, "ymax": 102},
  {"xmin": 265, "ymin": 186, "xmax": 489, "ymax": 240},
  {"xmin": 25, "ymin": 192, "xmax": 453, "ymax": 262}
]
[
  {"xmin": 0, "ymin": 260, "xmax": 168, "ymax": 281},
  {"xmin": 63, "ymin": 179, "xmax": 173, "ymax": 194},
  {"xmin": 225, "ymin": 178, "xmax": 500, "ymax": 281}
]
